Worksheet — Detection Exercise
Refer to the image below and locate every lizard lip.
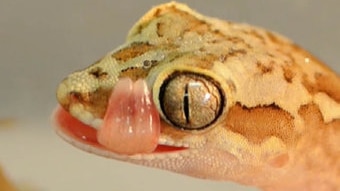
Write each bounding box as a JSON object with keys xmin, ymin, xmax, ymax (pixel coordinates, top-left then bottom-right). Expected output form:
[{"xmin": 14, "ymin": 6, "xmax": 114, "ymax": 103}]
[{"xmin": 53, "ymin": 106, "xmax": 186, "ymax": 154}]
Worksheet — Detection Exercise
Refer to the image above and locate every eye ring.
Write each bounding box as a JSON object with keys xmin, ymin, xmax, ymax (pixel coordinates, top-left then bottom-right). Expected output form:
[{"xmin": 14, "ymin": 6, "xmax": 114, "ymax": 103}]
[{"xmin": 158, "ymin": 71, "xmax": 225, "ymax": 130}]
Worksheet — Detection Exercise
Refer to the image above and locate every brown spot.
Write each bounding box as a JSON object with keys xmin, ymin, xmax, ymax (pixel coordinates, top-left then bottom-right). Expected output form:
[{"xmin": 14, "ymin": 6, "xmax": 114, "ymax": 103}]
[
  {"xmin": 68, "ymin": 88, "xmax": 111, "ymax": 119},
  {"xmin": 228, "ymin": 48, "xmax": 247, "ymax": 57},
  {"xmin": 85, "ymin": 88, "xmax": 112, "ymax": 118},
  {"xmin": 119, "ymin": 67, "xmax": 151, "ymax": 81},
  {"xmin": 169, "ymin": 53, "xmax": 216, "ymax": 70},
  {"xmin": 209, "ymin": 29, "xmax": 229, "ymax": 43},
  {"xmin": 314, "ymin": 73, "xmax": 340, "ymax": 102},
  {"xmin": 134, "ymin": 25, "xmax": 144, "ymax": 35},
  {"xmin": 88, "ymin": 88, "xmax": 112, "ymax": 118},
  {"xmin": 212, "ymin": 29, "xmax": 221, "ymax": 34},
  {"xmin": 184, "ymin": 19, "xmax": 208, "ymax": 35},
  {"xmin": 112, "ymin": 42, "xmax": 155, "ymax": 62},
  {"xmin": 89, "ymin": 67, "xmax": 108, "ymax": 80},
  {"xmin": 226, "ymin": 103, "xmax": 295, "ymax": 144},
  {"xmin": 298, "ymin": 103, "xmax": 340, "ymax": 129},
  {"xmin": 282, "ymin": 65, "xmax": 295, "ymax": 83},
  {"xmin": 302, "ymin": 72, "xmax": 340, "ymax": 103},
  {"xmin": 225, "ymin": 36, "xmax": 252, "ymax": 49},
  {"xmin": 256, "ymin": 61, "xmax": 273, "ymax": 74},
  {"xmin": 247, "ymin": 29, "xmax": 266, "ymax": 44},
  {"xmin": 302, "ymin": 74, "xmax": 317, "ymax": 94},
  {"xmin": 133, "ymin": 5, "xmax": 178, "ymax": 36},
  {"xmin": 298, "ymin": 103, "xmax": 324, "ymax": 126},
  {"xmin": 286, "ymin": 53, "xmax": 297, "ymax": 66},
  {"xmin": 150, "ymin": 5, "xmax": 213, "ymax": 39},
  {"xmin": 198, "ymin": 47, "xmax": 206, "ymax": 52},
  {"xmin": 226, "ymin": 80, "xmax": 237, "ymax": 93},
  {"xmin": 163, "ymin": 6, "xmax": 208, "ymax": 35},
  {"xmin": 266, "ymin": 31, "xmax": 285, "ymax": 46},
  {"xmin": 198, "ymin": 54, "xmax": 218, "ymax": 69},
  {"xmin": 69, "ymin": 91, "xmax": 86, "ymax": 103},
  {"xmin": 152, "ymin": 8, "xmax": 162, "ymax": 18},
  {"xmin": 218, "ymin": 54, "xmax": 227, "ymax": 62},
  {"xmin": 266, "ymin": 53, "xmax": 275, "ymax": 58},
  {"xmin": 296, "ymin": 104, "xmax": 340, "ymax": 175},
  {"xmin": 227, "ymin": 36, "xmax": 246, "ymax": 44},
  {"xmin": 156, "ymin": 22, "xmax": 165, "ymax": 37}
]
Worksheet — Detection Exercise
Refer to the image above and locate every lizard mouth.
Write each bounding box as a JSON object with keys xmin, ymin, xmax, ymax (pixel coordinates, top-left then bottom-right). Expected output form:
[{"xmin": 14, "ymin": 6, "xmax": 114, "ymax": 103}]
[
  {"xmin": 54, "ymin": 107, "xmax": 185, "ymax": 154},
  {"xmin": 54, "ymin": 78, "xmax": 187, "ymax": 157}
]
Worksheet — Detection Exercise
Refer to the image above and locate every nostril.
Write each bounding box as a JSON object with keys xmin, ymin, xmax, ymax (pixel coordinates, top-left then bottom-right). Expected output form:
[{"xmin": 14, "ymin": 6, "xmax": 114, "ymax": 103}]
[
  {"xmin": 69, "ymin": 91, "xmax": 82, "ymax": 102},
  {"xmin": 69, "ymin": 91, "xmax": 91, "ymax": 103}
]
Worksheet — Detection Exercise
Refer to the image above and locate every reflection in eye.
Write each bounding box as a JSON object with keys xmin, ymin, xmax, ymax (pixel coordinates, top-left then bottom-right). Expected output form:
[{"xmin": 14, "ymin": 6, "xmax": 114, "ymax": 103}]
[{"xmin": 159, "ymin": 72, "xmax": 224, "ymax": 130}]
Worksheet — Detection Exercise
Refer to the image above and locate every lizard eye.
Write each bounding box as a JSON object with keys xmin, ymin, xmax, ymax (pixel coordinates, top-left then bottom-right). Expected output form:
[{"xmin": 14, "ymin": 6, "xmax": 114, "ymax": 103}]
[{"xmin": 159, "ymin": 72, "xmax": 224, "ymax": 130}]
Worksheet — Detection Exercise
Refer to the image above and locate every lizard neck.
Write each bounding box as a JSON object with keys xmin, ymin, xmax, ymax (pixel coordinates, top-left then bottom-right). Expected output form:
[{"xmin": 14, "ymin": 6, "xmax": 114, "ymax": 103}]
[{"xmin": 259, "ymin": 103, "xmax": 340, "ymax": 191}]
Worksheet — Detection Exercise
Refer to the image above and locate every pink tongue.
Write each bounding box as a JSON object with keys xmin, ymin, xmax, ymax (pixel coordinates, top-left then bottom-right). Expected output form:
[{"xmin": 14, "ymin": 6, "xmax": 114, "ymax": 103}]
[{"xmin": 97, "ymin": 78, "xmax": 160, "ymax": 155}]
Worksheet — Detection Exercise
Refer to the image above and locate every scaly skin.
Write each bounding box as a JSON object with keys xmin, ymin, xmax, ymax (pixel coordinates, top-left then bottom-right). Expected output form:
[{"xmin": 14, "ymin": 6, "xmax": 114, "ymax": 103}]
[{"xmin": 54, "ymin": 2, "xmax": 340, "ymax": 190}]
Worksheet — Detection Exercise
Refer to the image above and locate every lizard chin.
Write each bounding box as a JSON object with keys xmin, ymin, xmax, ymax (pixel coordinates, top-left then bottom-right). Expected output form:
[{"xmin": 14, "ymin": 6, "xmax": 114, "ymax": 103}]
[{"xmin": 53, "ymin": 106, "xmax": 187, "ymax": 159}]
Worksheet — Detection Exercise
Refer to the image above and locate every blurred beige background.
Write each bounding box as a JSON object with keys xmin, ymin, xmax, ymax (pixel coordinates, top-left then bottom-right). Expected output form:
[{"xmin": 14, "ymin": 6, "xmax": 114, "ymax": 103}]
[{"xmin": 0, "ymin": 0, "xmax": 339, "ymax": 191}]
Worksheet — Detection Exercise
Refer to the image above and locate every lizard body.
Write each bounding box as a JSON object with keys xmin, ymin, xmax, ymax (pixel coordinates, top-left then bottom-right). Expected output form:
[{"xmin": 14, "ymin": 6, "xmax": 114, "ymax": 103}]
[{"xmin": 54, "ymin": 2, "xmax": 340, "ymax": 190}]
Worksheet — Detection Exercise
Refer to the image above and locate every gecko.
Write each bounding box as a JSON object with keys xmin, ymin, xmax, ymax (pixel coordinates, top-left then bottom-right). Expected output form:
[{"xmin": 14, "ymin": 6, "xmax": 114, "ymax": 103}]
[{"xmin": 53, "ymin": 2, "xmax": 340, "ymax": 191}]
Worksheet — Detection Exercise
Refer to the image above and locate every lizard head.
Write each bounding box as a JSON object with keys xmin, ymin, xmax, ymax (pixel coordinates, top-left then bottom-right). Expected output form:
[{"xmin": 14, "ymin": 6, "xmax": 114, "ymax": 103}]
[{"xmin": 54, "ymin": 2, "xmax": 340, "ymax": 187}]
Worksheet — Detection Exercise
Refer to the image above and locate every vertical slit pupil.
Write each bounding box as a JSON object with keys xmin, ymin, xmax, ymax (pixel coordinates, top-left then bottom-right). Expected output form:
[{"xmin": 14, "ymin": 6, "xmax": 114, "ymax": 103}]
[{"xmin": 184, "ymin": 84, "xmax": 190, "ymax": 124}]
